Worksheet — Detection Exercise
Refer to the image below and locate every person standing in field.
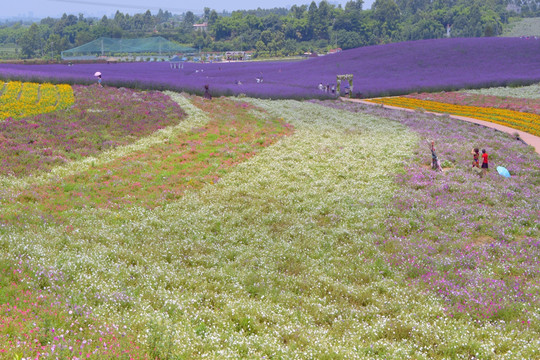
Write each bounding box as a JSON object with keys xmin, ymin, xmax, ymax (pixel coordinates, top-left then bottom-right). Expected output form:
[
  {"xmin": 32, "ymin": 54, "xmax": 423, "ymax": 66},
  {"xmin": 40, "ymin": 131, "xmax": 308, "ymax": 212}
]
[
  {"xmin": 481, "ymin": 149, "xmax": 489, "ymax": 177},
  {"xmin": 429, "ymin": 140, "xmax": 442, "ymax": 172},
  {"xmin": 203, "ymin": 84, "xmax": 212, "ymax": 100},
  {"xmin": 97, "ymin": 74, "xmax": 102, "ymax": 87}
]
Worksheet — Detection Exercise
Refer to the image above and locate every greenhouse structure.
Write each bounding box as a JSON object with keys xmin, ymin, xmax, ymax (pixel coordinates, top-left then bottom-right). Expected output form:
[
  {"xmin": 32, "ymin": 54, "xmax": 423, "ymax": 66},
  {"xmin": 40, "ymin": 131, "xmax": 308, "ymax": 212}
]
[{"xmin": 61, "ymin": 37, "xmax": 196, "ymax": 60}]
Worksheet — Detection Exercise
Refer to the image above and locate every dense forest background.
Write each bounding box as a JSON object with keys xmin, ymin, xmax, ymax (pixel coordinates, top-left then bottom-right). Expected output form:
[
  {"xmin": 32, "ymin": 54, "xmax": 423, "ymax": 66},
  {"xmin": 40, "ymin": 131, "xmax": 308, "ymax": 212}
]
[{"xmin": 0, "ymin": 0, "xmax": 539, "ymax": 59}]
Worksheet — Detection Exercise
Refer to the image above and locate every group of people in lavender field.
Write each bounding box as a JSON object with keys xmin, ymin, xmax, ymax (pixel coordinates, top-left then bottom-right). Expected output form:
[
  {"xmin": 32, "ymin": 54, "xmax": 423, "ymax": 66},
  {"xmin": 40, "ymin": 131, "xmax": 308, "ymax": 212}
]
[
  {"xmin": 429, "ymin": 141, "xmax": 489, "ymax": 177},
  {"xmin": 318, "ymin": 82, "xmax": 351, "ymax": 97},
  {"xmin": 318, "ymin": 83, "xmax": 337, "ymax": 95}
]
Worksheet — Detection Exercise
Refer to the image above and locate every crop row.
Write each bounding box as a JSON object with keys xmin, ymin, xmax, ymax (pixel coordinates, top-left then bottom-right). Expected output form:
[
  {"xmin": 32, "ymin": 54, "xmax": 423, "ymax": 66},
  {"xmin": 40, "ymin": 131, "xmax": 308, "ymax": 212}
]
[
  {"xmin": 366, "ymin": 97, "xmax": 540, "ymax": 136},
  {"xmin": 0, "ymin": 37, "xmax": 539, "ymax": 99},
  {"xmin": 0, "ymin": 94, "xmax": 293, "ymax": 225},
  {"xmin": 0, "ymin": 81, "xmax": 74, "ymax": 121},
  {"xmin": 406, "ymin": 91, "xmax": 540, "ymax": 115},
  {"xmin": 0, "ymin": 85, "xmax": 186, "ymax": 177}
]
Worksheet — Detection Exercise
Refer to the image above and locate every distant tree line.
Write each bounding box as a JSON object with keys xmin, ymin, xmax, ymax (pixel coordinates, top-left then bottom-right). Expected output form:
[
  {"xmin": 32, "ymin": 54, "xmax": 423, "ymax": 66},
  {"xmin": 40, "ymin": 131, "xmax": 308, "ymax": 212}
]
[{"xmin": 0, "ymin": 0, "xmax": 538, "ymax": 59}]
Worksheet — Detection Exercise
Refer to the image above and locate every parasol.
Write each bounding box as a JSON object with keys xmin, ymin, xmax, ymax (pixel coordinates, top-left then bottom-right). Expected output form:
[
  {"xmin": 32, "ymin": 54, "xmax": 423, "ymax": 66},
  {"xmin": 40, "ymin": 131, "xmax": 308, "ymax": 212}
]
[{"xmin": 497, "ymin": 166, "xmax": 510, "ymax": 178}]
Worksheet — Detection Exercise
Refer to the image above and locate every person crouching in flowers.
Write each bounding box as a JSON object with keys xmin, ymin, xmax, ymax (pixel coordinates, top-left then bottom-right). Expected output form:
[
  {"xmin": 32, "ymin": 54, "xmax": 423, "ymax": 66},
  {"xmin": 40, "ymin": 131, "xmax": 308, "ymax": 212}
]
[{"xmin": 481, "ymin": 148, "xmax": 489, "ymax": 178}]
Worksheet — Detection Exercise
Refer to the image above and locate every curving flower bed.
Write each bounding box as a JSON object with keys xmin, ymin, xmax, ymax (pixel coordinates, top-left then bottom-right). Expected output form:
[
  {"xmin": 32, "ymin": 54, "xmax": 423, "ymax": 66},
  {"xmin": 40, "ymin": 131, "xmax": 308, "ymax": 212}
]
[
  {"xmin": 0, "ymin": 85, "xmax": 186, "ymax": 177},
  {"xmin": 366, "ymin": 96, "xmax": 540, "ymax": 136},
  {"xmin": 406, "ymin": 91, "xmax": 540, "ymax": 115}
]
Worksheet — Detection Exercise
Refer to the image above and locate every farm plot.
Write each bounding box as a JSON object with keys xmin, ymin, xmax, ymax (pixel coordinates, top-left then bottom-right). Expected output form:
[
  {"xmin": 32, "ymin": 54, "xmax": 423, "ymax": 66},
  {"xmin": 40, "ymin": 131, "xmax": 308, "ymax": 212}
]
[
  {"xmin": 366, "ymin": 96, "xmax": 540, "ymax": 136},
  {"xmin": 458, "ymin": 82, "xmax": 540, "ymax": 100},
  {"xmin": 1, "ymin": 37, "xmax": 540, "ymax": 99},
  {"xmin": 0, "ymin": 85, "xmax": 186, "ymax": 177},
  {"xmin": 315, "ymin": 97, "xmax": 540, "ymax": 323},
  {"xmin": 406, "ymin": 90, "xmax": 540, "ymax": 115},
  {"xmin": 0, "ymin": 81, "xmax": 74, "ymax": 120},
  {"xmin": 0, "ymin": 90, "xmax": 539, "ymax": 359}
]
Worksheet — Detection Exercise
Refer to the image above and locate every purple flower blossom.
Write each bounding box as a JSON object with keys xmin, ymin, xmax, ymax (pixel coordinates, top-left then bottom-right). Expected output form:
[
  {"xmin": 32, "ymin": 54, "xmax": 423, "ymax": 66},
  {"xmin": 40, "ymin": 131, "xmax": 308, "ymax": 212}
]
[
  {"xmin": 0, "ymin": 38, "xmax": 539, "ymax": 98},
  {"xmin": 315, "ymin": 98, "xmax": 540, "ymax": 321}
]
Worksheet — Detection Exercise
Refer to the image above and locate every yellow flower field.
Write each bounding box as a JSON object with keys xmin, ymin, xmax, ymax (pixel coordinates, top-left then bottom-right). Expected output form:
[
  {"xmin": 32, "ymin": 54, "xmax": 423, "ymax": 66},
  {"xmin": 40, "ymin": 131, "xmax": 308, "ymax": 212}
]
[
  {"xmin": 366, "ymin": 97, "xmax": 540, "ymax": 136},
  {"xmin": 0, "ymin": 81, "xmax": 74, "ymax": 121}
]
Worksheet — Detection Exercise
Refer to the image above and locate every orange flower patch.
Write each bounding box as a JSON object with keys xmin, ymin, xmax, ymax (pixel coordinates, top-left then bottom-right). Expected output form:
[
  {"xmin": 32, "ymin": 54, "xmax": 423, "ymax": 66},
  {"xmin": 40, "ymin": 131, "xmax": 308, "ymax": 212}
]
[{"xmin": 366, "ymin": 97, "xmax": 540, "ymax": 136}]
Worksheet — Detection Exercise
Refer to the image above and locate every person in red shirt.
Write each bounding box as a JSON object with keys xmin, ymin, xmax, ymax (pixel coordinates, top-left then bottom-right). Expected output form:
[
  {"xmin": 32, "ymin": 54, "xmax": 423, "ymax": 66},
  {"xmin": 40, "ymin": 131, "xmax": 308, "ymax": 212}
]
[{"xmin": 481, "ymin": 149, "xmax": 488, "ymax": 177}]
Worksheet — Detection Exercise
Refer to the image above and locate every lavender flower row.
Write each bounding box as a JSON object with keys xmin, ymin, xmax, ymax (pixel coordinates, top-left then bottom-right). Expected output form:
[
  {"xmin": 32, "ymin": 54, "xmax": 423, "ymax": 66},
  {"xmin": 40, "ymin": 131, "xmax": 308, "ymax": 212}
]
[{"xmin": 0, "ymin": 38, "xmax": 539, "ymax": 99}]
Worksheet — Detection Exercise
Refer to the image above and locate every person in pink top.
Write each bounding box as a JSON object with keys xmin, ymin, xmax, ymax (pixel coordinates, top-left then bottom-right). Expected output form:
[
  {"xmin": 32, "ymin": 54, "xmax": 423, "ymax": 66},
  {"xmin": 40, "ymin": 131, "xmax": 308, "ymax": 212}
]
[{"xmin": 471, "ymin": 148, "xmax": 480, "ymax": 168}]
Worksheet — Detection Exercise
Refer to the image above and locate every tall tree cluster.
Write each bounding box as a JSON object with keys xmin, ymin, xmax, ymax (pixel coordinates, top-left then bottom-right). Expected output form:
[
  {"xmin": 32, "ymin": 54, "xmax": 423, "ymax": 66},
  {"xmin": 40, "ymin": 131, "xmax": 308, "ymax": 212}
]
[{"xmin": 0, "ymin": 0, "xmax": 535, "ymax": 59}]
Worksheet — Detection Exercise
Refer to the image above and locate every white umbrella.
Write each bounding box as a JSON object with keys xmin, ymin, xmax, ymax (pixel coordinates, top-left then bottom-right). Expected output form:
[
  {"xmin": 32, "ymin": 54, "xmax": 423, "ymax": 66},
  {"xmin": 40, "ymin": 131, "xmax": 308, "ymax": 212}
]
[{"xmin": 94, "ymin": 71, "xmax": 101, "ymax": 76}]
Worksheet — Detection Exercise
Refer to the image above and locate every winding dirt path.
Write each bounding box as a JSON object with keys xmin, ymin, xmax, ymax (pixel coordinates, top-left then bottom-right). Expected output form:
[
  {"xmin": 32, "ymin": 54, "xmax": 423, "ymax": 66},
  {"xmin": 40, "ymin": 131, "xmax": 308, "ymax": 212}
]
[{"xmin": 342, "ymin": 98, "xmax": 540, "ymax": 155}]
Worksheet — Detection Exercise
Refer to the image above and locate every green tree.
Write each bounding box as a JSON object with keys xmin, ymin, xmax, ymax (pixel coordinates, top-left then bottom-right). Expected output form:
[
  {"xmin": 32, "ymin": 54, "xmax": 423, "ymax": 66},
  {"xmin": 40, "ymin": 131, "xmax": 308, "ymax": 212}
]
[
  {"xmin": 314, "ymin": 0, "xmax": 333, "ymax": 40},
  {"xmin": 143, "ymin": 10, "xmax": 154, "ymax": 29},
  {"xmin": 306, "ymin": 1, "xmax": 318, "ymax": 40},
  {"xmin": 372, "ymin": 0, "xmax": 401, "ymax": 41},
  {"xmin": 45, "ymin": 33, "xmax": 62, "ymax": 58},
  {"xmin": 345, "ymin": 0, "xmax": 364, "ymax": 12},
  {"xmin": 290, "ymin": 4, "xmax": 307, "ymax": 19},
  {"xmin": 402, "ymin": 16, "xmax": 445, "ymax": 40},
  {"xmin": 336, "ymin": 30, "xmax": 364, "ymax": 49},
  {"xmin": 373, "ymin": 0, "xmax": 401, "ymax": 30},
  {"xmin": 19, "ymin": 23, "xmax": 41, "ymax": 58},
  {"xmin": 183, "ymin": 11, "xmax": 195, "ymax": 26}
]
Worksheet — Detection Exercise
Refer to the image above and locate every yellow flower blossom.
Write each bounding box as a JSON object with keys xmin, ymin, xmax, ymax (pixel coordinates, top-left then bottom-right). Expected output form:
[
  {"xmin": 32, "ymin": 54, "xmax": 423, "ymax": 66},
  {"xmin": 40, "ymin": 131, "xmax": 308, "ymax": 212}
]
[
  {"xmin": 366, "ymin": 97, "xmax": 540, "ymax": 136},
  {"xmin": 0, "ymin": 81, "xmax": 75, "ymax": 121}
]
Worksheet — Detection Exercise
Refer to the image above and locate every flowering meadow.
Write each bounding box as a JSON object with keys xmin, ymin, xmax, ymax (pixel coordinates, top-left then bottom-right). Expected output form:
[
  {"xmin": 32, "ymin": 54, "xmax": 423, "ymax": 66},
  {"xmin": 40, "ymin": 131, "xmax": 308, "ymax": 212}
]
[
  {"xmin": 313, "ymin": 97, "xmax": 539, "ymax": 323},
  {"xmin": 0, "ymin": 37, "xmax": 539, "ymax": 99},
  {"xmin": 0, "ymin": 81, "xmax": 74, "ymax": 121},
  {"xmin": 0, "ymin": 84, "xmax": 539, "ymax": 358},
  {"xmin": 406, "ymin": 89, "xmax": 540, "ymax": 115},
  {"xmin": 0, "ymin": 259, "xmax": 148, "ymax": 359},
  {"xmin": 458, "ymin": 83, "xmax": 540, "ymax": 99},
  {"xmin": 0, "ymin": 92, "xmax": 292, "ymax": 225},
  {"xmin": 0, "ymin": 85, "xmax": 186, "ymax": 177},
  {"xmin": 366, "ymin": 96, "xmax": 540, "ymax": 136}
]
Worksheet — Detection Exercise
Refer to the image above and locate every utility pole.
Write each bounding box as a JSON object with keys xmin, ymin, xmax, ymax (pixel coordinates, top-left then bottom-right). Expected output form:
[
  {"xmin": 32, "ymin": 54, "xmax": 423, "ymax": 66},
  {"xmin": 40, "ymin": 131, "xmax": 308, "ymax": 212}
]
[{"xmin": 332, "ymin": 18, "xmax": 337, "ymax": 49}]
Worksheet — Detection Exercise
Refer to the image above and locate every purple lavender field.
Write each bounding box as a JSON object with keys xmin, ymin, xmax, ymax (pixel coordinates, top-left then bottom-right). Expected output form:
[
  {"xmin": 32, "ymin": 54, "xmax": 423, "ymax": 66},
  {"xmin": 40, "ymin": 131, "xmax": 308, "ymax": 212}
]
[{"xmin": 0, "ymin": 37, "xmax": 539, "ymax": 98}]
